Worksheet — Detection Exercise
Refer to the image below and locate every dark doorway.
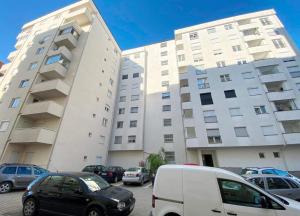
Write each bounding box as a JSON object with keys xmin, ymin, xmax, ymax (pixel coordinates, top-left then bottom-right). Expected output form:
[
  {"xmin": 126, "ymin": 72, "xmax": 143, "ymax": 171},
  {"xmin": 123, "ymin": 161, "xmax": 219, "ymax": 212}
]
[{"xmin": 203, "ymin": 154, "xmax": 214, "ymax": 167}]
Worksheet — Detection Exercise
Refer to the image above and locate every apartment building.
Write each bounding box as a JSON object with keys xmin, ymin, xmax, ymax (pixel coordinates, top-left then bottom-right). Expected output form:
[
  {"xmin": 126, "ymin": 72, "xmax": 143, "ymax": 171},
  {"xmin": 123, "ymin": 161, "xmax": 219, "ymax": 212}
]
[
  {"xmin": 0, "ymin": 0, "xmax": 121, "ymax": 171},
  {"xmin": 0, "ymin": 1, "xmax": 300, "ymax": 173}
]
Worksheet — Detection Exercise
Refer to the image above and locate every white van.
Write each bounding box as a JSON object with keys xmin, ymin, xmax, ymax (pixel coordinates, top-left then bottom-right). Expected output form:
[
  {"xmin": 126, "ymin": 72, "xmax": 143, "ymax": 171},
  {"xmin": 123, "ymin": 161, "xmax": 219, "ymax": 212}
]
[{"xmin": 152, "ymin": 165, "xmax": 300, "ymax": 216}]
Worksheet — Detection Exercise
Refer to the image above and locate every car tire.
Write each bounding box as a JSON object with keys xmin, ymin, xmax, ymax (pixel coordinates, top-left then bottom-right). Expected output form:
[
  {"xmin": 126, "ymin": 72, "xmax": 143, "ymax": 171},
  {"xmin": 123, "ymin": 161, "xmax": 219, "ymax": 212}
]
[
  {"xmin": 140, "ymin": 178, "xmax": 144, "ymax": 186},
  {"xmin": 0, "ymin": 182, "xmax": 12, "ymax": 194},
  {"xmin": 123, "ymin": 182, "xmax": 128, "ymax": 185},
  {"xmin": 114, "ymin": 176, "xmax": 118, "ymax": 183},
  {"xmin": 23, "ymin": 198, "xmax": 38, "ymax": 216},
  {"xmin": 87, "ymin": 207, "xmax": 103, "ymax": 216}
]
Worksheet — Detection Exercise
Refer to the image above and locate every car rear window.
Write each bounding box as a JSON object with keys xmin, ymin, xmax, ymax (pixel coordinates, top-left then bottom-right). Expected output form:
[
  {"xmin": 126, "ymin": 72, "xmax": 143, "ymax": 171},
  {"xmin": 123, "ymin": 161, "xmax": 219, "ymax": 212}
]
[
  {"xmin": 82, "ymin": 166, "xmax": 96, "ymax": 172},
  {"xmin": 2, "ymin": 166, "xmax": 17, "ymax": 174},
  {"xmin": 127, "ymin": 167, "xmax": 140, "ymax": 172},
  {"xmin": 33, "ymin": 167, "xmax": 48, "ymax": 175}
]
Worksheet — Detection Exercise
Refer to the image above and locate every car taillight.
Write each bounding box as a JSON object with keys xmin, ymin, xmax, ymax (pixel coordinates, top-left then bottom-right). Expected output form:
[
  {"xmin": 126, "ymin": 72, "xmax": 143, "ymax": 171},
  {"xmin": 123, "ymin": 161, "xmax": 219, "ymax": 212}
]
[
  {"xmin": 152, "ymin": 195, "xmax": 157, "ymax": 208},
  {"xmin": 136, "ymin": 173, "xmax": 141, "ymax": 177},
  {"xmin": 108, "ymin": 172, "xmax": 113, "ymax": 177}
]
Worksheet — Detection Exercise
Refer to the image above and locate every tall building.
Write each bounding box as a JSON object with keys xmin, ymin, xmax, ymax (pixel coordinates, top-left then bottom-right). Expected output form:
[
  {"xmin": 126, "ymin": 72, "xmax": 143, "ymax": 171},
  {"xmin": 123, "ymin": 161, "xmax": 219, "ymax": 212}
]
[{"xmin": 0, "ymin": 1, "xmax": 300, "ymax": 173}]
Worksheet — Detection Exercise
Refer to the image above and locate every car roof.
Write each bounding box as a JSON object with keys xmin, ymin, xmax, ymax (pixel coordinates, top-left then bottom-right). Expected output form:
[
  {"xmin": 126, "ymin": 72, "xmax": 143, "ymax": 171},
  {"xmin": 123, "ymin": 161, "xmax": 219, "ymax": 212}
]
[
  {"xmin": 1, "ymin": 163, "xmax": 38, "ymax": 166},
  {"xmin": 245, "ymin": 174, "xmax": 286, "ymax": 178},
  {"xmin": 243, "ymin": 167, "xmax": 275, "ymax": 170},
  {"xmin": 49, "ymin": 172, "xmax": 95, "ymax": 177}
]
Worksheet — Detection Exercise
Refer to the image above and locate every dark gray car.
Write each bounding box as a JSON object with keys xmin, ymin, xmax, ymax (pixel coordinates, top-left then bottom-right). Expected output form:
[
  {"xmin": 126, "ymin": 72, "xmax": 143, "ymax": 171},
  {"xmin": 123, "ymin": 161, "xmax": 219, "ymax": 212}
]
[
  {"xmin": 0, "ymin": 163, "xmax": 48, "ymax": 193},
  {"xmin": 246, "ymin": 174, "xmax": 300, "ymax": 201}
]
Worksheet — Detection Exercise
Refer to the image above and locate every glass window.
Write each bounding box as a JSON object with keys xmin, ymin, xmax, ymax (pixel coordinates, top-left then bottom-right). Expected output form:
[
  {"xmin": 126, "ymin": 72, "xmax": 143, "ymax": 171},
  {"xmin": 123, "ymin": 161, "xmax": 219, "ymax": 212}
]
[
  {"xmin": 130, "ymin": 120, "xmax": 137, "ymax": 128},
  {"xmin": 160, "ymin": 42, "xmax": 167, "ymax": 48},
  {"xmin": 122, "ymin": 74, "xmax": 128, "ymax": 80},
  {"xmin": 165, "ymin": 152, "xmax": 175, "ymax": 164},
  {"xmin": 232, "ymin": 45, "xmax": 242, "ymax": 52},
  {"xmin": 161, "ymin": 51, "xmax": 168, "ymax": 56},
  {"xmin": 197, "ymin": 78, "xmax": 209, "ymax": 89},
  {"xmin": 200, "ymin": 93, "xmax": 213, "ymax": 105},
  {"xmin": 161, "ymin": 60, "xmax": 168, "ymax": 66},
  {"xmin": 29, "ymin": 62, "xmax": 38, "ymax": 70},
  {"xmin": 254, "ymin": 106, "xmax": 267, "ymax": 114},
  {"xmin": 207, "ymin": 28, "xmax": 216, "ymax": 34},
  {"xmin": 262, "ymin": 169, "xmax": 277, "ymax": 175},
  {"xmin": 229, "ymin": 107, "xmax": 242, "ymax": 117},
  {"xmin": 220, "ymin": 74, "xmax": 231, "ymax": 82},
  {"xmin": 203, "ymin": 110, "xmax": 217, "ymax": 123},
  {"xmin": 260, "ymin": 17, "xmax": 272, "ymax": 26},
  {"xmin": 33, "ymin": 167, "xmax": 48, "ymax": 175},
  {"xmin": 2, "ymin": 166, "xmax": 17, "ymax": 174},
  {"xmin": 285, "ymin": 179, "xmax": 299, "ymax": 188},
  {"xmin": 272, "ymin": 39, "xmax": 286, "ymax": 49},
  {"xmin": 261, "ymin": 125, "xmax": 276, "ymax": 136},
  {"xmin": 217, "ymin": 61, "xmax": 226, "ymax": 68},
  {"xmin": 10, "ymin": 98, "xmax": 21, "ymax": 108},
  {"xmin": 234, "ymin": 127, "xmax": 249, "ymax": 137},
  {"xmin": 131, "ymin": 94, "xmax": 139, "ymax": 101},
  {"xmin": 177, "ymin": 54, "xmax": 185, "ymax": 62},
  {"xmin": 219, "ymin": 179, "xmax": 264, "ymax": 208},
  {"xmin": 119, "ymin": 96, "xmax": 126, "ymax": 102},
  {"xmin": 267, "ymin": 177, "xmax": 290, "ymax": 190},
  {"xmin": 181, "ymin": 93, "xmax": 191, "ymax": 103},
  {"xmin": 163, "ymin": 119, "xmax": 172, "ymax": 127},
  {"xmin": 224, "ymin": 24, "xmax": 233, "ymax": 30},
  {"xmin": 162, "ymin": 92, "xmax": 170, "ymax": 99},
  {"xmin": 207, "ymin": 129, "xmax": 222, "ymax": 144},
  {"xmin": 185, "ymin": 127, "xmax": 196, "ymax": 138},
  {"xmin": 118, "ymin": 108, "xmax": 125, "ymax": 114},
  {"xmin": 249, "ymin": 177, "xmax": 265, "ymax": 189},
  {"xmin": 130, "ymin": 107, "xmax": 138, "ymax": 113},
  {"xmin": 133, "ymin": 73, "xmax": 139, "ymax": 78},
  {"xmin": 59, "ymin": 27, "xmax": 79, "ymax": 39},
  {"xmin": 128, "ymin": 135, "xmax": 136, "ymax": 143},
  {"xmin": 189, "ymin": 32, "xmax": 199, "ymax": 40},
  {"xmin": 36, "ymin": 47, "xmax": 45, "ymax": 55},
  {"xmin": 161, "ymin": 70, "xmax": 169, "ymax": 76},
  {"xmin": 224, "ymin": 90, "xmax": 236, "ymax": 98},
  {"xmin": 114, "ymin": 136, "xmax": 122, "ymax": 144},
  {"xmin": 117, "ymin": 121, "xmax": 123, "ymax": 128},
  {"xmin": 0, "ymin": 121, "xmax": 10, "ymax": 132},
  {"xmin": 17, "ymin": 166, "xmax": 32, "ymax": 175},
  {"xmin": 62, "ymin": 177, "xmax": 81, "ymax": 193},
  {"xmin": 164, "ymin": 134, "xmax": 174, "ymax": 143},
  {"xmin": 162, "ymin": 105, "xmax": 171, "ymax": 112},
  {"xmin": 242, "ymin": 72, "xmax": 255, "ymax": 79},
  {"xmin": 45, "ymin": 54, "xmax": 69, "ymax": 68},
  {"xmin": 19, "ymin": 79, "xmax": 30, "ymax": 88},
  {"xmin": 183, "ymin": 109, "xmax": 193, "ymax": 118}
]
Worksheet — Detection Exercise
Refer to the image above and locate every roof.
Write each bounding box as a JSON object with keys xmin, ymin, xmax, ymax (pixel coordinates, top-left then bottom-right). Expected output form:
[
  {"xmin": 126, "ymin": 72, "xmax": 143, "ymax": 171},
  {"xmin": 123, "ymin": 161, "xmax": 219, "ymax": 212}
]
[{"xmin": 245, "ymin": 174, "xmax": 286, "ymax": 178}]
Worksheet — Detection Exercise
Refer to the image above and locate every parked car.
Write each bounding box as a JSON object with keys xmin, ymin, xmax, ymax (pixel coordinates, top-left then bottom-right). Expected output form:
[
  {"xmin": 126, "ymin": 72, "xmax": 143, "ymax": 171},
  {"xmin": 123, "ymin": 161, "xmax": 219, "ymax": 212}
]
[
  {"xmin": 122, "ymin": 167, "xmax": 150, "ymax": 185},
  {"xmin": 241, "ymin": 167, "xmax": 300, "ymax": 183},
  {"xmin": 152, "ymin": 165, "xmax": 300, "ymax": 216},
  {"xmin": 82, "ymin": 165, "xmax": 105, "ymax": 175},
  {"xmin": 22, "ymin": 172, "xmax": 135, "ymax": 216},
  {"xmin": 0, "ymin": 163, "xmax": 48, "ymax": 194},
  {"xmin": 101, "ymin": 166, "xmax": 125, "ymax": 183},
  {"xmin": 246, "ymin": 174, "xmax": 300, "ymax": 201}
]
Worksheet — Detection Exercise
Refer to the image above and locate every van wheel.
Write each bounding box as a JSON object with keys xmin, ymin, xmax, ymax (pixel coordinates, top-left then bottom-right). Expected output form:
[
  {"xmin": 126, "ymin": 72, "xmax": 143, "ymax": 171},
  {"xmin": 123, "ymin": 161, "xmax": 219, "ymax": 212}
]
[
  {"xmin": 23, "ymin": 198, "xmax": 38, "ymax": 216},
  {"xmin": 0, "ymin": 182, "xmax": 12, "ymax": 193},
  {"xmin": 87, "ymin": 207, "xmax": 103, "ymax": 216}
]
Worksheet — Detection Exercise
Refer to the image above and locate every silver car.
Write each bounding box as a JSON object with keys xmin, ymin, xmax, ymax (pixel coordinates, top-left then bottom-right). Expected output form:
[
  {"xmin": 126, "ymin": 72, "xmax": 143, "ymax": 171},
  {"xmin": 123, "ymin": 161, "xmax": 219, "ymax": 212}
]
[
  {"xmin": 246, "ymin": 174, "xmax": 300, "ymax": 201},
  {"xmin": 122, "ymin": 167, "xmax": 150, "ymax": 185},
  {"xmin": 0, "ymin": 163, "xmax": 48, "ymax": 193}
]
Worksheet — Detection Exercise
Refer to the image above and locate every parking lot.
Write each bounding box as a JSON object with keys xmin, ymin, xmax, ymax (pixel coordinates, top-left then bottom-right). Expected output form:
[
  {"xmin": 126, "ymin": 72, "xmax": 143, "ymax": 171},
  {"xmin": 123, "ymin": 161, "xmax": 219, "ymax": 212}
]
[{"xmin": 0, "ymin": 182, "xmax": 153, "ymax": 216}]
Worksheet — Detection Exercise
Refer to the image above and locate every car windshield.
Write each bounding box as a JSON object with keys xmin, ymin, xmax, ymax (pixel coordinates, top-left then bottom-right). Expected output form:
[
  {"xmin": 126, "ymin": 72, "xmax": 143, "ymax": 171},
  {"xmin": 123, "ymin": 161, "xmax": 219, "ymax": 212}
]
[
  {"xmin": 274, "ymin": 169, "xmax": 289, "ymax": 177},
  {"xmin": 82, "ymin": 166, "xmax": 96, "ymax": 172},
  {"xmin": 127, "ymin": 167, "xmax": 140, "ymax": 172},
  {"xmin": 80, "ymin": 175, "xmax": 110, "ymax": 192},
  {"xmin": 241, "ymin": 169, "xmax": 258, "ymax": 175}
]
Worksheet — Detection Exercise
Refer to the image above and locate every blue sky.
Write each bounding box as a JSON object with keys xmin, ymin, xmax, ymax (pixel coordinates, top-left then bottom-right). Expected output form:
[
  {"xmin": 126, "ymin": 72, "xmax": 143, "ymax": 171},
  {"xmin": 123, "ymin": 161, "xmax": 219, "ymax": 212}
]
[{"xmin": 1, "ymin": 0, "xmax": 299, "ymax": 63}]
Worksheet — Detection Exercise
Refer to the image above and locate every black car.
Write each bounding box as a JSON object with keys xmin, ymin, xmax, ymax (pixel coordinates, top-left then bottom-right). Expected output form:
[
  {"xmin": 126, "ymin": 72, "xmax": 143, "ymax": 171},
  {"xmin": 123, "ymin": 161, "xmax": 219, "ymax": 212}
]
[
  {"xmin": 82, "ymin": 165, "xmax": 105, "ymax": 175},
  {"xmin": 22, "ymin": 172, "xmax": 135, "ymax": 216},
  {"xmin": 100, "ymin": 166, "xmax": 125, "ymax": 183}
]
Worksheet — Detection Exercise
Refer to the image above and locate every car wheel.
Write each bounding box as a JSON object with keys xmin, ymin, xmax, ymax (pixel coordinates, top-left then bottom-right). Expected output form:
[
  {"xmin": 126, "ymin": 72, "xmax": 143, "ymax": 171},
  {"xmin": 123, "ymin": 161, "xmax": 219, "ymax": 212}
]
[
  {"xmin": 140, "ymin": 178, "xmax": 144, "ymax": 186},
  {"xmin": 123, "ymin": 182, "xmax": 128, "ymax": 185},
  {"xmin": 114, "ymin": 176, "xmax": 118, "ymax": 183},
  {"xmin": 0, "ymin": 182, "xmax": 12, "ymax": 193},
  {"xmin": 23, "ymin": 198, "xmax": 38, "ymax": 216},
  {"xmin": 87, "ymin": 207, "xmax": 103, "ymax": 216}
]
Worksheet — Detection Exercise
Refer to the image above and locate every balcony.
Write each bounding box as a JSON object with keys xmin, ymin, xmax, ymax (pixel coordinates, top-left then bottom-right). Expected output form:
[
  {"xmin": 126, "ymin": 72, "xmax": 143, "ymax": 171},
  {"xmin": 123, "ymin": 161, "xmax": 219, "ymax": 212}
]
[
  {"xmin": 243, "ymin": 34, "xmax": 264, "ymax": 42},
  {"xmin": 275, "ymin": 110, "xmax": 300, "ymax": 121},
  {"xmin": 48, "ymin": 46, "xmax": 72, "ymax": 62},
  {"xmin": 253, "ymin": 58, "xmax": 279, "ymax": 68},
  {"xmin": 283, "ymin": 133, "xmax": 300, "ymax": 145},
  {"xmin": 54, "ymin": 23, "xmax": 80, "ymax": 50},
  {"xmin": 10, "ymin": 128, "xmax": 56, "ymax": 145},
  {"xmin": 21, "ymin": 101, "xmax": 63, "ymax": 119},
  {"xmin": 14, "ymin": 40, "xmax": 23, "ymax": 49},
  {"xmin": 267, "ymin": 90, "xmax": 296, "ymax": 101},
  {"xmin": 239, "ymin": 22, "xmax": 259, "ymax": 31},
  {"xmin": 248, "ymin": 45, "xmax": 271, "ymax": 54},
  {"xmin": 31, "ymin": 79, "xmax": 70, "ymax": 98},
  {"xmin": 64, "ymin": 7, "xmax": 92, "ymax": 26},
  {"xmin": 40, "ymin": 62, "xmax": 67, "ymax": 79},
  {"xmin": 186, "ymin": 138, "xmax": 201, "ymax": 148},
  {"xmin": 260, "ymin": 73, "xmax": 287, "ymax": 83},
  {"xmin": 7, "ymin": 50, "xmax": 18, "ymax": 62}
]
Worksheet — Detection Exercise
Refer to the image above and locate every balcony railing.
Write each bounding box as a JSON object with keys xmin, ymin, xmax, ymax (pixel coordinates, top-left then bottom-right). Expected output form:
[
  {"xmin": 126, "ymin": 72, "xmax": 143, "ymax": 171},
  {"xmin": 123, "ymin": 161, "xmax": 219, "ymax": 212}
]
[
  {"xmin": 31, "ymin": 79, "xmax": 70, "ymax": 99},
  {"xmin": 275, "ymin": 110, "xmax": 300, "ymax": 121},
  {"xmin": 54, "ymin": 23, "xmax": 80, "ymax": 50},
  {"xmin": 283, "ymin": 133, "xmax": 300, "ymax": 145},
  {"xmin": 21, "ymin": 101, "xmax": 64, "ymax": 119},
  {"xmin": 10, "ymin": 127, "xmax": 56, "ymax": 145},
  {"xmin": 267, "ymin": 90, "xmax": 296, "ymax": 101},
  {"xmin": 260, "ymin": 73, "xmax": 286, "ymax": 83}
]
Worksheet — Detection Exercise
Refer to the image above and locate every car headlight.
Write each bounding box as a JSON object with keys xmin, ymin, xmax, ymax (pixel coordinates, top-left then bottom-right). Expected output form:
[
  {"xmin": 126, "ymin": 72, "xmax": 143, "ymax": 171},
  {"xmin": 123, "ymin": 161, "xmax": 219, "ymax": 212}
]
[{"xmin": 117, "ymin": 202, "xmax": 126, "ymax": 211}]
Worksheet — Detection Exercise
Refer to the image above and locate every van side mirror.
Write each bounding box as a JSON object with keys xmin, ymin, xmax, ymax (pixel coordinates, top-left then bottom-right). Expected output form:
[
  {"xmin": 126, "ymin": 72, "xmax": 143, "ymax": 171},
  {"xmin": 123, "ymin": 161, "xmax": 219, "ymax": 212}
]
[{"xmin": 260, "ymin": 196, "xmax": 268, "ymax": 208}]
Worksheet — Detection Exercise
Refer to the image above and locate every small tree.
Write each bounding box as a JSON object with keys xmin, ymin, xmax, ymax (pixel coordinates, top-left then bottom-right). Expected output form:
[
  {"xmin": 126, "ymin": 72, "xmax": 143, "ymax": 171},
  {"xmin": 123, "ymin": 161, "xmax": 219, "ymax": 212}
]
[{"xmin": 146, "ymin": 148, "xmax": 166, "ymax": 174}]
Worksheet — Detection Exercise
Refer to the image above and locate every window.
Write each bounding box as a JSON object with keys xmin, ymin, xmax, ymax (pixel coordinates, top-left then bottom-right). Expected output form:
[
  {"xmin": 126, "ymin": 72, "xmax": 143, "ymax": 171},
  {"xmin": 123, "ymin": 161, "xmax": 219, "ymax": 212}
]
[
  {"xmin": 117, "ymin": 121, "xmax": 123, "ymax": 128},
  {"xmin": 203, "ymin": 110, "xmax": 217, "ymax": 123},
  {"xmin": 283, "ymin": 57, "xmax": 296, "ymax": 62},
  {"xmin": 185, "ymin": 127, "xmax": 196, "ymax": 138},
  {"xmin": 181, "ymin": 93, "xmax": 191, "ymax": 103},
  {"xmin": 261, "ymin": 125, "xmax": 277, "ymax": 136},
  {"xmin": 114, "ymin": 136, "xmax": 122, "ymax": 144},
  {"xmin": 58, "ymin": 26, "xmax": 79, "ymax": 39},
  {"xmin": 177, "ymin": 54, "xmax": 185, "ymax": 62},
  {"xmin": 163, "ymin": 119, "xmax": 172, "ymax": 127},
  {"xmin": 62, "ymin": 177, "xmax": 81, "ymax": 193},
  {"xmin": 224, "ymin": 24, "xmax": 233, "ymax": 30},
  {"xmin": 118, "ymin": 108, "xmax": 125, "ymax": 114},
  {"xmin": 242, "ymin": 71, "xmax": 254, "ymax": 79},
  {"xmin": 193, "ymin": 53, "xmax": 203, "ymax": 62},
  {"xmin": 200, "ymin": 93, "xmax": 213, "ymax": 105},
  {"xmin": 19, "ymin": 79, "xmax": 29, "ymax": 88},
  {"xmin": 248, "ymin": 87, "xmax": 261, "ymax": 96},
  {"xmin": 296, "ymin": 83, "xmax": 300, "ymax": 91},
  {"xmin": 161, "ymin": 60, "xmax": 168, "ymax": 66},
  {"xmin": 217, "ymin": 61, "xmax": 226, "ymax": 68},
  {"xmin": 161, "ymin": 51, "xmax": 168, "ymax": 56},
  {"xmin": 36, "ymin": 47, "xmax": 45, "ymax": 55},
  {"xmin": 109, "ymin": 78, "xmax": 114, "ymax": 86},
  {"xmin": 176, "ymin": 44, "xmax": 184, "ymax": 51},
  {"xmin": 260, "ymin": 17, "xmax": 272, "ymax": 26},
  {"xmin": 285, "ymin": 179, "xmax": 299, "ymax": 188},
  {"xmin": 207, "ymin": 129, "xmax": 222, "ymax": 144},
  {"xmin": 229, "ymin": 107, "xmax": 242, "ymax": 117},
  {"xmin": 134, "ymin": 53, "xmax": 140, "ymax": 58},
  {"xmin": 107, "ymin": 90, "xmax": 112, "ymax": 98},
  {"xmin": 218, "ymin": 179, "xmax": 265, "ymax": 208},
  {"xmin": 88, "ymin": 132, "xmax": 92, "ymax": 137},
  {"xmin": 122, "ymin": 74, "xmax": 128, "ymax": 80},
  {"xmin": 102, "ymin": 118, "xmax": 108, "ymax": 127},
  {"xmin": 162, "ymin": 105, "xmax": 171, "ymax": 112},
  {"xmin": 189, "ymin": 32, "xmax": 199, "ymax": 40},
  {"xmin": 39, "ymin": 35, "xmax": 51, "ymax": 44},
  {"xmin": 10, "ymin": 98, "xmax": 21, "ymax": 108},
  {"xmin": 237, "ymin": 60, "xmax": 247, "ymax": 65},
  {"xmin": 0, "ymin": 121, "xmax": 10, "ymax": 132},
  {"xmin": 234, "ymin": 127, "xmax": 249, "ymax": 137},
  {"xmin": 248, "ymin": 178, "xmax": 265, "ymax": 189},
  {"xmin": 45, "ymin": 54, "xmax": 69, "ymax": 68},
  {"xmin": 162, "ymin": 92, "xmax": 170, "ymax": 99},
  {"xmin": 128, "ymin": 135, "xmax": 136, "ymax": 143},
  {"xmin": 220, "ymin": 74, "xmax": 231, "ymax": 82},
  {"xmin": 164, "ymin": 134, "xmax": 174, "ymax": 143},
  {"xmin": 130, "ymin": 107, "xmax": 138, "ymax": 113},
  {"xmin": 99, "ymin": 136, "xmax": 105, "ymax": 144},
  {"xmin": 273, "ymin": 152, "xmax": 280, "ymax": 158},
  {"xmin": 160, "ymin": 42, "xmax": 167, "ymax": 48},
  {"xmin": 28, "ymin": 62, "xmax": 38, "ymax": 70},
  {"xmin": 133, "ymin": 73, "xmax": 139, "ymax": 78},
  {"xmin": 288, "ymin": 66, "xmax": 300, "ymax": 78},
  {"xmin": 207, "ymin": 28, "xmax": 216, "ymax": 34},
  {"xmin": 33, "ymin": 167, "xmax": 47, "ymax": 175},
  {"xmin": 104, "ymin": 104, "xmax": 110, "ymax": 112},
  {"xmin": 183, "ymin": 109, "xmax": 193, "ymax": 118},
  {"xmin": 272, "ymin": 39, "xmax": 286, "ymax": 49},
  {"xmin": 2, "ymin": 166, "xmax": 17, "ymax": 174},
  {"xmin": 165, "ymin": 152, "xmax": 175, "ymax": 164},
  {"xmin": 224, "ymin": 90, "xmax": 236, "ymax": 98},
  {"xmin": 259, "ymin": 152, "xmax": 265, "ymax": 159},
  {"xmin": 267, "ymin": 177, "xmax": 290, "ymax": 190},
  {"xmin": 254, "ymin": 106, "xmax": 267, "ymax": 114},
  {"xmin": 161, "ymin": 70, "xmax": 169, "ymax": 76},
  {"xmin": 17, "ymin": 166, "xmax": 32, "ymax": 175},
  {"xmin": 119, "ymin": 96, "xmax": 126, "ymax": 102},
  {"xmin": 131, "ymin": 94, "xmax": 139, "ymax": 101},
  {"xmin": 130, "ymin": 120, "xmax": 137, "ymax": 128},
  {"xmin": 191, "ymin": 42, "xmax": 201, "ymax": 51},
  {"xmin": 232, "ymin": 45, "xmax": 242, "ymax": 52},
  {"xmin": 197, "ymin": 78, "xmax": 209, "ymax": 89},
  {"xmin": 161, "ymin": 81, "xmax": 169, "ymax": 88},
  {"xmin": 180, "ymin": 79, "xmax": 188, "ymax": 88}
]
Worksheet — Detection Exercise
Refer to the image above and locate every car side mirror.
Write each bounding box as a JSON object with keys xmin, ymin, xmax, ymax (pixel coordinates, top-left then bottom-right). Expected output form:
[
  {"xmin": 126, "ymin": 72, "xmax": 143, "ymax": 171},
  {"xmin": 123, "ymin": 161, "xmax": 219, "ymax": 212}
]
[{"xmin": 260, "ymin": 196, "xmax": 268, "ymax": 208}]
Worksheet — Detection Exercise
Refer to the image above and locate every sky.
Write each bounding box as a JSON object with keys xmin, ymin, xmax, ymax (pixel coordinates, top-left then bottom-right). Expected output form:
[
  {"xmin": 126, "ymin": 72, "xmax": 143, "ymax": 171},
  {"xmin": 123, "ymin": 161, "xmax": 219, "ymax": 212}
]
[{"xmin": 0, "ymin": 0, "xmax": 300, "ymax": 63}]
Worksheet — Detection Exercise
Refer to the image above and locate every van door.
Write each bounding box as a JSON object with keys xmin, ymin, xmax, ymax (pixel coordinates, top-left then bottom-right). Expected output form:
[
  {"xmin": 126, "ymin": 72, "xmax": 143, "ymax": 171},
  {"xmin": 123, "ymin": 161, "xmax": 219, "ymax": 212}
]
[
  {"xmin": 183, "ymin": 169, "xmax": 225, "ymax": 216},
  {"xmin": 217, "ymin": 179, "xmax": 276, "ymax": 216}
]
